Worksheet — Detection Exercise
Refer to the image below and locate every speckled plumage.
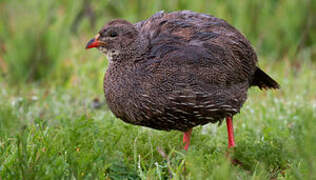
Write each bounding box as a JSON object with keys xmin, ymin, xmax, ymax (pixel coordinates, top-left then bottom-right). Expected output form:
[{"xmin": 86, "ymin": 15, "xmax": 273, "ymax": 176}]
[{"xmin": 92, "ymin": 11, "xmax": 279, "ymax": 131}]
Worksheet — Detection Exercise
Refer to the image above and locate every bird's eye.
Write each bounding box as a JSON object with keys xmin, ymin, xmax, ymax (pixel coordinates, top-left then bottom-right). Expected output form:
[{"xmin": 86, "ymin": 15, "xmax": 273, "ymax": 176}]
[{"xmin": 109, "ymin": 31, "xmax": 118, "ymax": 37}]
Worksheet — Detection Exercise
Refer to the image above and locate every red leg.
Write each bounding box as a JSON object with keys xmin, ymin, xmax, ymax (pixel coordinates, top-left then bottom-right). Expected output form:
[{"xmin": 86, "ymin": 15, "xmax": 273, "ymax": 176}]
[
  {"xmin": 183, "ymin": 128, "xmax": 192, "ymax": 151},
  {"xmin": 226, "ymin": 116, "xmax": 235, "ymax": 148}
]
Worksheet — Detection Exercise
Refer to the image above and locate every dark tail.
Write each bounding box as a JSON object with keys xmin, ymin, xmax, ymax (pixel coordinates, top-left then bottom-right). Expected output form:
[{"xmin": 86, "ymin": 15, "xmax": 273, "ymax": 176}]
[{"xmin": 251, "ymin": 67, "xmax": 280, "ymax": 90}]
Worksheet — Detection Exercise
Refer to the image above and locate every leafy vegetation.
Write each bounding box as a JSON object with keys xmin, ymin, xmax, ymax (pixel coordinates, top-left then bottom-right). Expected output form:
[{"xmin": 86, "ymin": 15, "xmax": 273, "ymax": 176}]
[{"xmin": 0, "ymin": 0, "xmax": 315, "ymax": 179}]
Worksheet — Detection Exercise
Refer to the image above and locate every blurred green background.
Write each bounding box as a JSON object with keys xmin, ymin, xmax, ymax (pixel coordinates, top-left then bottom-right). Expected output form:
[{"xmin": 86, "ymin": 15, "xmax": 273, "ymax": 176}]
[
  {"xmin": 0, "ymin": 0, "xmax": 315, "ymax": 179},
  {"xmin": 0, "ymin": 0, "xmax": 315, "ymax": 85}
]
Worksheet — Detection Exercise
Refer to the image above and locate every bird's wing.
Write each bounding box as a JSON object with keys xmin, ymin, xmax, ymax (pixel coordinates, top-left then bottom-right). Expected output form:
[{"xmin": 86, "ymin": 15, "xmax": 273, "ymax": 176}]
[
  {"xmin": 134, "ymin": 11, "xmax": 258, "ymax": 118},
  {"xmin": 137, "ymin": 10, "xmax": 257, "ymax": 82}
]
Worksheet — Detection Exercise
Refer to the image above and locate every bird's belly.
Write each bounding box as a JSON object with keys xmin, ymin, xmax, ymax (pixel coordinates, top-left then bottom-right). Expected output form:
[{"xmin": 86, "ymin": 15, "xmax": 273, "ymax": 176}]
[
  {"xmin": 104, "ymin": 69, "xmax": 248, "ymax": 132},
  {"xmin": 106, "ymin": 88, "xmax": 245, "ymax": 132},
  {"xmin": 132, "ymin": 97, "xmax": 242, "ymax": 131}
]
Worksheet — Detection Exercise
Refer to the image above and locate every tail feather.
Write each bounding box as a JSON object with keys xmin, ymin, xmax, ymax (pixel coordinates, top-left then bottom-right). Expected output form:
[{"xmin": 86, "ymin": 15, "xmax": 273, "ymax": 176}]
[{"xmin": 251, "ymin": 67, "xmax": 280, "ymax": 90}]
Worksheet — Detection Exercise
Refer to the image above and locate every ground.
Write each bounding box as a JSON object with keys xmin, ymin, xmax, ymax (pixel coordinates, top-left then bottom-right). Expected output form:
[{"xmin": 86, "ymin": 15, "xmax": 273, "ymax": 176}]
[{"xmin": 0, "ymin": 59, "xmax": 315, "ymax": 179}]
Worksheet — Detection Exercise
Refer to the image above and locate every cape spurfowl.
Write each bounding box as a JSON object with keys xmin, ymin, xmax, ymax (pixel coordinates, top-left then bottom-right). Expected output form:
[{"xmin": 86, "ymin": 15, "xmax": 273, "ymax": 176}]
[{"xmin": 86, "ymin": 11, "xmax": 279, "ymax": 150}]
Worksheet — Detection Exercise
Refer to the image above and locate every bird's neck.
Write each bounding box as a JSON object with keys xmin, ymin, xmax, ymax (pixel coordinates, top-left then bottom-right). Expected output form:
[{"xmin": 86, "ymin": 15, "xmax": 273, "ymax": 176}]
[{"xmin": 110, "ymin": 35, "xmax": 149, "ymax": 63}]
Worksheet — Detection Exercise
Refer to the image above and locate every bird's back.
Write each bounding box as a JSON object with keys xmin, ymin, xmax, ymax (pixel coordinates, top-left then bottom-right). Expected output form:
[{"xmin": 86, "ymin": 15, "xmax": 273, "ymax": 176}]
[{"xmin": 135, "ymin": 10, "xmax": 258, "ymax": 82}]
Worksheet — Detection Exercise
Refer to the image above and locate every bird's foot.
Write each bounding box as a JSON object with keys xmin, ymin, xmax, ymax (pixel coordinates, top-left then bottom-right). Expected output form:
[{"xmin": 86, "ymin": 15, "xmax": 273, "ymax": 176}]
[
  {"xmin": 225, "ymin": 116, "xmax": 243, "ymax": 165},
  {"xmin": 183, "ymin": 128, "xmax": 192, "ymax": 151},
  {"xmin": 225, "ymin": 148, "xmax": 243, "ymax": 167},
  {"xmin": 226, "ymin": 116, "xmax": 235, "ymax": 148}
]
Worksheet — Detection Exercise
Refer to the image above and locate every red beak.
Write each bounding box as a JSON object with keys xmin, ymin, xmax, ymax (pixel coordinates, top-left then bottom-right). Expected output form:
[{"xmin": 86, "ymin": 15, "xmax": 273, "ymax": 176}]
[
  {"xmin": 85, "ymin": 38, "xmax": 101, "ymax": 49},
  {"xmin": 86, "ymin": 34, "xmax": 105, "ymax": 49}
]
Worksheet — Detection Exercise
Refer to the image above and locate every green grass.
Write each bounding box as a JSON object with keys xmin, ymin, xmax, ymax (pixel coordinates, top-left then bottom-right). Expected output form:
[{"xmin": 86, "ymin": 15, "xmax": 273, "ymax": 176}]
[
  {"xmin": 0, "ymin": 60, "xmax": 315, "ymax": 179},
  {"xmin": 0, "ymin": 0, "xmax": 315, "ymax": 179}
]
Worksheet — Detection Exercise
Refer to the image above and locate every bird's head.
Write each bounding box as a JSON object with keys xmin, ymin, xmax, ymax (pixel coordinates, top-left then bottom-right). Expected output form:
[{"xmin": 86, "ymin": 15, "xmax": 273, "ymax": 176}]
[{"xmin": 86, "ymin": 19, "xmax": 139, "ymax": 61}]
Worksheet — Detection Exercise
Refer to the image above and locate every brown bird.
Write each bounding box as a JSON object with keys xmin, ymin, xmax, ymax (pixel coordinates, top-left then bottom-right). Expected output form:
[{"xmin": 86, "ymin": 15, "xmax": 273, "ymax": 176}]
[{"xmin": 86, "ymin": 11, "xmax": 279, "ymax": 151}]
